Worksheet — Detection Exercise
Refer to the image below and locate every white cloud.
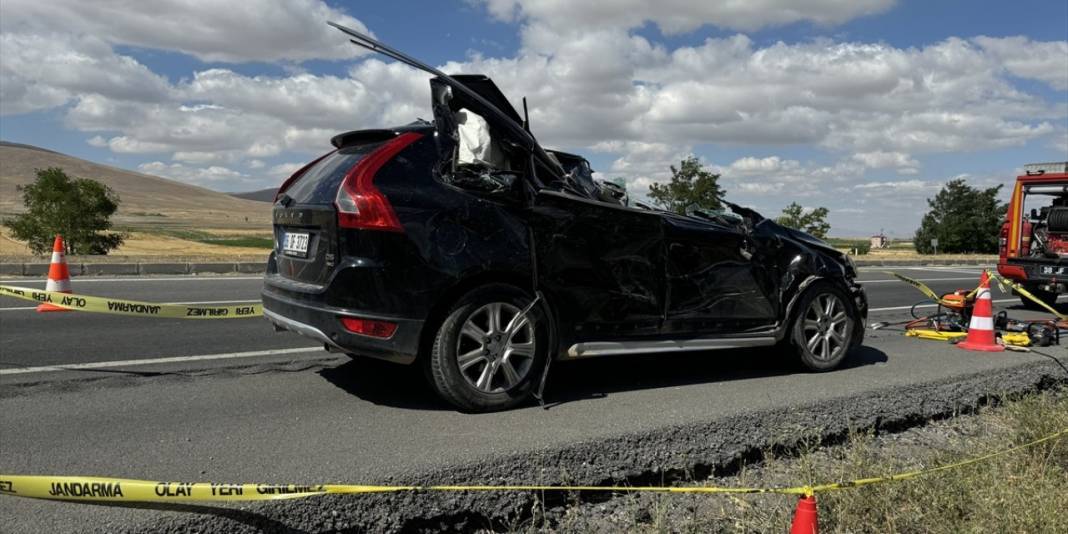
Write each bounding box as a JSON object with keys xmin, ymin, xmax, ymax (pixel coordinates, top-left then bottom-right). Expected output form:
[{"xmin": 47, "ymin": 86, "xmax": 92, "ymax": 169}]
[
  {"xmin": 726, "ymin": 156, "xmax": 802, "ymax": 175},
  {"xmin": 852, "ymin": 151, "xmax": 920, "ymax": 174},
  {"xmin": 137, "ymin": 161, "xmax": 256, "ymax": 189},
  {"xmin": 0, "ymin": 33, "xmax": 171, "ymax": 115},
  {"xmin": 853, "ymin": 179, "xmax": 935, "ymax": 191},
  {"xmin": 1, "ymin": 0, "xmax": 1064, "ymax": 214},
  {"xmin": 974, "ymin": 36, "xmax": 1068, "ymax": 90},
  {"xmin": 590, "ymin": 141, "xmax": 693, "ymax": 191},
  {"xmin": 477, "ymin": 0, "xmax": 895, "ymax": 34},
  {"xmin": 0, "ymin": 0, "xmax": 371, "ymax": 63}
]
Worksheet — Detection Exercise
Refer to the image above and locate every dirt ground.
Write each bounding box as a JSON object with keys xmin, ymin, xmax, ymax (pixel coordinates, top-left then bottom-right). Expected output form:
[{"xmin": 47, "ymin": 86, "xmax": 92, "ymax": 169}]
[
  {"xmin": 0, "ymin": 229, "xmax": 270, "ymax": 261},
  {"xmin": 863, "ymin": 248, "xmax": 997, "ymax": 262}
]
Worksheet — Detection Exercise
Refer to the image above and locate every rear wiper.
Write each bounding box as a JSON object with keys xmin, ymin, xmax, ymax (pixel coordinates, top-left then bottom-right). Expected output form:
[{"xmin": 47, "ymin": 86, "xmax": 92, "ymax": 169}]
[{"xmin": 277, "ymin": 193, "xmax": 295, "ymax": 207}]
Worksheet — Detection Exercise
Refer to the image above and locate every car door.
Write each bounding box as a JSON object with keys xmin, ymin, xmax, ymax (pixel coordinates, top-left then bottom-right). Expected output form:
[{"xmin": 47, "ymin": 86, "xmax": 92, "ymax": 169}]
[
  {"xmin": 529, "ymin": 190, "xmax": 665, "ymax": 344},
  {"xmin": 661, "ymin": 213, "xmax": 777, "ymax": 336}
]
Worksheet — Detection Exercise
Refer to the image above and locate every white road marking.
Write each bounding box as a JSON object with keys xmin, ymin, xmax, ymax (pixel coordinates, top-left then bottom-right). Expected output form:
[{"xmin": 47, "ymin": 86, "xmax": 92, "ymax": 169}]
[
  {"xmin": 0, "ymin": 299, "xmax": 260, "ymax": 312},
  {"xmin": 868, "ymin": 299, "xmax": 1018, "ymax": 313},
  {"xmin": 0, "ymin": 276, "xmax": 263, "ymax": 284},
  {"xmin": 0, "ymin": 347, "xmax": 323, "ymax": 376}
]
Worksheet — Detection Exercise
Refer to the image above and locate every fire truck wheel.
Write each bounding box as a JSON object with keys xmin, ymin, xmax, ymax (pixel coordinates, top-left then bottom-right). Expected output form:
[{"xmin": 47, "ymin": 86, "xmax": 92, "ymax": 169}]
[{"xmin": 1019, "ymin": 286, "xmax": 1057, "ymax": 311}]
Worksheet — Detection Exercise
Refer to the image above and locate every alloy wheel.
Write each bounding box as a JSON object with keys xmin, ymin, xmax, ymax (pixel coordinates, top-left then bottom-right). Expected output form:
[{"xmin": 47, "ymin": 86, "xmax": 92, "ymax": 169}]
[
  {"xmin": 455, "ymin": 302, "xmax": 536, "ymax": 393},
  {"xmin": 800, "ymin": 293, "xmax": 850, "ymax": 362}
]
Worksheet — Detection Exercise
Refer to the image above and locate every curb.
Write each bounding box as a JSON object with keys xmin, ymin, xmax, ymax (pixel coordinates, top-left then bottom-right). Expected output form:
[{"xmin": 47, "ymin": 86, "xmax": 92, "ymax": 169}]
[{"xmin": 0, "ymin": 262, "xmax": 267, "ymax": 276}]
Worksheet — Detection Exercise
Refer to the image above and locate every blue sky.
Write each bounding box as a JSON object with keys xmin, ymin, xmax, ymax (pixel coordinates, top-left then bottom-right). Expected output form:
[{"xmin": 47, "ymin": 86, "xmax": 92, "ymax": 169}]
[{"xmin": 1, "ymin": 0, "xmax": 1066, "ymax": 236}]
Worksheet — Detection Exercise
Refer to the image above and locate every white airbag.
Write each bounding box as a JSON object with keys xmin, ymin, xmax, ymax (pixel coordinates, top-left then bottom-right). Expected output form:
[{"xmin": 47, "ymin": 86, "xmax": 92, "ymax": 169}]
[{"xmin": 455, "ymin": 108, "xmax": 505, "ymax": 168}]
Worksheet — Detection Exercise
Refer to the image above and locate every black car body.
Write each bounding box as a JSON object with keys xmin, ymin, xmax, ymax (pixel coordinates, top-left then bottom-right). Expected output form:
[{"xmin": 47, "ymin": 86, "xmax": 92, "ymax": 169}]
[{"xmin": 262, "ymin": 25, "xmax": 868, "ymax": 411}]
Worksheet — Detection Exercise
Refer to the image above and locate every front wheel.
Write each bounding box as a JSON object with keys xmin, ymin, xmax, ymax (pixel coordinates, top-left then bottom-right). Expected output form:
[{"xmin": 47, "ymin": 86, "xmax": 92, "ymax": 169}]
[
  {"xmin": 427, "ymin": 284, "xmax": 548, "ymax": 412},
  {"xmin": 790, "ymin": 283, "xmax": 858, "ymax": 371}
]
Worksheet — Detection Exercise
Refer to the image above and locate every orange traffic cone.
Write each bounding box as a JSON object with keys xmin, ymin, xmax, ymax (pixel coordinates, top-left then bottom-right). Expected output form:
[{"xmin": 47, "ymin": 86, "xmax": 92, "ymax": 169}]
[
  {"xmin": 957, "ymin": 271, "xmax": 1003, "ymax": 352},
  {"xmin": 790, "ymin": 494, "xmax": 819, "ymax": 534},
  {"xmin": 37, "ymin": 235, "xmax": 72, "ymax": 313}
]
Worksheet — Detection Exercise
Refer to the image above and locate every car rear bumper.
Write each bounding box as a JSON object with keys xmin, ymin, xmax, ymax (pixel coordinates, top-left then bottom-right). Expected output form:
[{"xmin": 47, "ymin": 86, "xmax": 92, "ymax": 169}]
[{"xmin": 261, "ymin": 284, "xmax": 423, "ymax": 365}]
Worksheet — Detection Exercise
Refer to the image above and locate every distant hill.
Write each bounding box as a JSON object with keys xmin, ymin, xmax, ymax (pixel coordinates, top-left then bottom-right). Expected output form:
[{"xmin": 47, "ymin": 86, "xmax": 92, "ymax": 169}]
[
  {"xmin": 0, "ymin": 141, "xmax": 270, "ymax": 229},
  {"xmin": 230, "ymin": 188, "xmax": 277, "ymax": 203}
]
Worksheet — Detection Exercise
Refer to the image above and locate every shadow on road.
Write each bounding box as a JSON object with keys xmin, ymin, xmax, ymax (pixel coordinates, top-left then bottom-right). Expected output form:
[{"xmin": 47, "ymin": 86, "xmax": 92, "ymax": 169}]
[
  {"xmin": 320, "ymin": 356, "xmax": 447, "ymax": 411},
  {"xmin": 540, "ymin": 344, "xmax": 888, "ymax": 409},
  {"xmin": 320, "ymin": 344, "xmax": 889, "ymax": 411}
]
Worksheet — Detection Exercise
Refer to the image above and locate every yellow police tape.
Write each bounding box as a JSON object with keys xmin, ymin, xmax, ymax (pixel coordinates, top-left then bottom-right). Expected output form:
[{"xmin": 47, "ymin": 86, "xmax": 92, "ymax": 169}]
[
  {"xmin": 884, "ymin": 271, "xmax": 979, "ymax": 307},
  {"xmin": 987, "ymin": 272, "xmax": 1068, "ymax": 321},
  {"xmin": 2, "ymin": 427, "xmax": 1063, "ymax": 503},
  {"xmin": 0, "ymin": 285, "xmax": 262, "ymax": 319}
]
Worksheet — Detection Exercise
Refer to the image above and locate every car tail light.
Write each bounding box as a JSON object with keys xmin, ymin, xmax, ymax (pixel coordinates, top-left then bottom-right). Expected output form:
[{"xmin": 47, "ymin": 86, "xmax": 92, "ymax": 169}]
[
  {"xmin": 335, "ymin": 131, "xmax": 423, "ymax": 232},
  {"xmin": 275, "ymin": 152, "xmax": 333, "ymax": 203},
  {"xmin": 339, "ymin": 316, "xmax": 398, "ymax": 338},
  {"xmin": 999, "ymin": 224, "xmax": 1009, "ymax": 257}
]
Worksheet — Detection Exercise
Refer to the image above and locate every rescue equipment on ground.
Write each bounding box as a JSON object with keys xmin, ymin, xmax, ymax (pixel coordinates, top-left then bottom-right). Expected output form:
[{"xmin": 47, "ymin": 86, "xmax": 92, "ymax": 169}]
[{"xmin": 881, "ymin": 269, "xmax": 1061, "ymax": 349}]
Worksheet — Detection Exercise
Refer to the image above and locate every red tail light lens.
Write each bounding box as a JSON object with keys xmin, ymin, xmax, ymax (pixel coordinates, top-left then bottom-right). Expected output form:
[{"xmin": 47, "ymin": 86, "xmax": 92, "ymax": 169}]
[
  {"xmin": 335, "ymin": 132, "xmax": 423, "ymax": 232},
  {"xmin": 339, "ymin": 316, "xmax": 398, "ymax": 338}
]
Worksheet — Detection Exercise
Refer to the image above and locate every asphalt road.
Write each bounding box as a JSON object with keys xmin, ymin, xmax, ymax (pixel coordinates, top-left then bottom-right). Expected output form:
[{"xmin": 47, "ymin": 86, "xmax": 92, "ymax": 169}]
[
  {"xmin": 1, "ymin": 266, "xmax": 999, "ymax": 369},
  {"xmin": 0, "ymin": 276, "xmax": 318, "ymax": 368},
  {"xmin": 2, "ymin": 266, "xmax": 1066, "ymax": 533}
]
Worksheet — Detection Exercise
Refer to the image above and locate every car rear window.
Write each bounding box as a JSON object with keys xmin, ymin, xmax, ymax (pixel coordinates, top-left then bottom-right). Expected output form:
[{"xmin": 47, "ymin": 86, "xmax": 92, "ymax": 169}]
[{"xmin": 283, "ymin": 143, "xmax": 383, "ymax": 205}]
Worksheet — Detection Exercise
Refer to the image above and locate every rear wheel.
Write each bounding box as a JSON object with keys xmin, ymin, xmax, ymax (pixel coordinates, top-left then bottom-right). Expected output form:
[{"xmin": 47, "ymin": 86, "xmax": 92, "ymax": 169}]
[
  {"xmin": 428, "ymin": 285, "xmax": 548, "ymax": 412},
  {"xmin": 790, "ymin": 283, "xmax": 857, "ymax": 371}
]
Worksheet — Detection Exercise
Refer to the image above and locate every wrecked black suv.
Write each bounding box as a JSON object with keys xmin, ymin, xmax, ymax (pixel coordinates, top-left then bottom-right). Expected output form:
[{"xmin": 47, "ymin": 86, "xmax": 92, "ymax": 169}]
[{"xmin": 261, "ymin": 25, "xmax": 868, "ymax": 412}]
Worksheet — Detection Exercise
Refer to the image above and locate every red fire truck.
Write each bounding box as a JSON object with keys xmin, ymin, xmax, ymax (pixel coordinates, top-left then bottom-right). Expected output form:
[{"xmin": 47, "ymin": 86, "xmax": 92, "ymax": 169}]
[{"xmin": 998, "ymin": 162, "xmax": 1068, "ymax": 308}]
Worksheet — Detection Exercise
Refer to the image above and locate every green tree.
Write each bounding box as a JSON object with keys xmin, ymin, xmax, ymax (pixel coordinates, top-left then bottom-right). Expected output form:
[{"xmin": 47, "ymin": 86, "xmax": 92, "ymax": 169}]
[
  {"xmin": 777, "ymin": 202, "xmax": 831, "ymax": 238},
  {"xmin": 648, "ymin": 156, "xmax": 725, "ymax": 214},
  {"xmin": 4, "ymin": 168, "xmax": 126, "ymax": 255},
  {"xmin": 914, "ymin": 179, "xmax": 1005, "ymax": 254}
]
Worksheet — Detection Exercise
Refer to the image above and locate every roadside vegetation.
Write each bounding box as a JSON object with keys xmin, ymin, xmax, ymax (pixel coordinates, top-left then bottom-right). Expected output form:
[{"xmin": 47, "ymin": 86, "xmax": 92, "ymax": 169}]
[
  {"xmin": 530, "ymin": 389, "xmax": 1067, "ymax": 533},
  {"xmin": 648, "ymin": 156, "xmax": 726, "ymax": 214},
  {"xmin": 4, "ymin": 167, "xmax": 126, "ymax": 254},
  {"xmin": 149, "ymin": 228, "xmax": 274, "ymax": 249},
  {"xmin": 914, "ymin": 179, "xmax": 1006, "ymax": 255}
]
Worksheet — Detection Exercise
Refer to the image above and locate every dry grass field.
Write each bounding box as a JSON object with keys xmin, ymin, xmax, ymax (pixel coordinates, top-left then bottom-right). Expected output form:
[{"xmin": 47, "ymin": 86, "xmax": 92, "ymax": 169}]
[{"xmin": 0, "ymin": 142, "xmax": 275, "ymax": 260}]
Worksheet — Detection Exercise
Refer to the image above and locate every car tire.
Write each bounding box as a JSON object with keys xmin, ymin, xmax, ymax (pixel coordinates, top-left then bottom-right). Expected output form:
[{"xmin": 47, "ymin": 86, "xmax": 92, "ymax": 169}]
[
  {"xmin": 1019, "ymin": 286, "xmax": 1056, "ymax": 311},
  {"xmin": 427, "ymin": 284, "xmax": 548, "ymax": 412},
  {"xmin": 790, "ymin": 282, "xmax": 858, "ymax": 372}
]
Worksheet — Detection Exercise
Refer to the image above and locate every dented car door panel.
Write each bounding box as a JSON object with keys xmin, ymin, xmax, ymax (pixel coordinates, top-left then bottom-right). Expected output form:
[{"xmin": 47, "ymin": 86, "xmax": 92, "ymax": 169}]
[
  {"xmin": 661, "ymin": 214, "xmax": 777, "ymax": 335},
  {"xmin": 530, "ymin": 191, "xmax": 665, "ymax": 344}
]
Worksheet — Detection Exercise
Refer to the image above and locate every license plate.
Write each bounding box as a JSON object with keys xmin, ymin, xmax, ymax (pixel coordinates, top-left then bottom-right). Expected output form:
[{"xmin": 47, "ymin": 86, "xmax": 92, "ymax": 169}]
[
  {"xmin": 1040, "ymin": 266, "xmax": 1068, "ymax": 275},
  {"xmin": 282, "ymin": 232, "xmax": 310, "ymax": 257}
]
